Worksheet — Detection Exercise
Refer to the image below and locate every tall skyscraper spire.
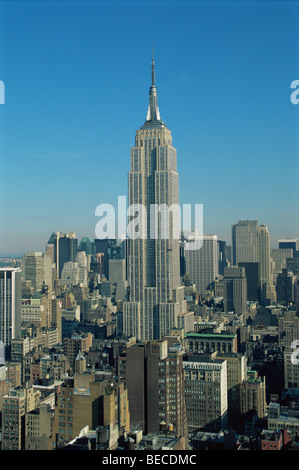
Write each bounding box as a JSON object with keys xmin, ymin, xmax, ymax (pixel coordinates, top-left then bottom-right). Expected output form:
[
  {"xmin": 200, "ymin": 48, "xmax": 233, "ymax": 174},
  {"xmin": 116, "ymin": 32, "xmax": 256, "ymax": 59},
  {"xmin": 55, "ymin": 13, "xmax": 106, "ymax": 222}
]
[
  {"xmin": 145, "ymin": 51, "xmax": 162, "ymax": 126},
  {"xmin": 151, "ymin": 48, "xmax": 155, "ymax": 86}
]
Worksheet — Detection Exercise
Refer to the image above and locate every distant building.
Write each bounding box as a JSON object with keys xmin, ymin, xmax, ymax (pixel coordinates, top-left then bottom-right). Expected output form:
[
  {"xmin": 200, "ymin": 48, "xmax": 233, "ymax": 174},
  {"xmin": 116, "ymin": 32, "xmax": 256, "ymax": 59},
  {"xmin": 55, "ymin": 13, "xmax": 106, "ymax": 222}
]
[
  {"xmin": 231, "ymin": 220, "xmax": 258, "ymax": 266},
  {"xmin": 185, "ymin": 234, "xmax": 218, "ymax": 295},
  {"xmin": 223, "ymin": 266, "xmax": 247, "ymax": 315},
  {"xmin": 276, "ymin": 269, "xmax": 296, "ymax": 303},
  {"xmin": 238, "ymin": 262, "xmax": 259, "ymax": 302},
  {"xmin": 257, "ymin": 224, "xmax": 276, "ymax": 305},
  {"xmin": 271, "ymin": 248, "xmax": 293, "ymax": 274},
  {"xmin": 278, "ymin": 239, "xmax": 299, "ymax": 252},
  {"xmin": 267, "ymin": 402, "xmax": 299, "ymax": 437},
  {"xmin": 22, "ymin": 251, "xmax": 52, "ymax": 291},
  {"xmin": 0, "ymin": 267, "xmax": 22, "ymax": 357},
  {"xmin": 240, "ymin": 369, "xmax": 267, "ymax": 419},
  {"xmin": 47, "ymin": 231, "xmax": 78, "ymax": 278}
]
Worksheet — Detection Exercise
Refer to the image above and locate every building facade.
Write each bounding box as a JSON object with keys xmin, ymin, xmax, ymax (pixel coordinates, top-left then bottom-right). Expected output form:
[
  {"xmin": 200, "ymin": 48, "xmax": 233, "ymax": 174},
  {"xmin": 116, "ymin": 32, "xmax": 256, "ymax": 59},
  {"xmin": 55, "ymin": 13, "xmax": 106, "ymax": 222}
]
[
  {"xmin": 123, "ymin": 55, "xmax": 187, "ymax": 341},
  {"xmin": 0, "ymin": 267, "xmax": 22, "ymax": 357}
]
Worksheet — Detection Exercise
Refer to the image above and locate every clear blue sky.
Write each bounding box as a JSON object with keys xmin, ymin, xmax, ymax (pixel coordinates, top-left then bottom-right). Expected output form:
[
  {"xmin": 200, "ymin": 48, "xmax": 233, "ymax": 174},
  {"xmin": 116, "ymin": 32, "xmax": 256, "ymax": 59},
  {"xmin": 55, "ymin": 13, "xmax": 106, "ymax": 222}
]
[{"xmin": 0, "ymin": 0, "xmax": 298, "ymax": 256}]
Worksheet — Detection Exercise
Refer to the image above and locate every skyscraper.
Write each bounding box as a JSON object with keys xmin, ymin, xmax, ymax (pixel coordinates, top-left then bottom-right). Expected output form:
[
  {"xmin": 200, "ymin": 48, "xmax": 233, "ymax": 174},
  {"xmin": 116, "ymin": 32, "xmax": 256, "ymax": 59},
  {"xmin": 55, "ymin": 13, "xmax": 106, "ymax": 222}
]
[
  {"xmin": 0, "ymin": 267, "xmax": 22, "ymax": 357},
  {"xmin": 257, "ymin": 224, "xmax": 276, "ymax": 304},
  {"xmin": 123, "ymin": 54, "xmax": 186, "ymax": 341},
  {"xmin": 47, "ymin": 231, "xmax": 78, "ymax": 278},
  {"xmin": 231, "ymin": 220, "xmax": 276, "ymax": 305},
  {"xmin": 223, "ymin": 266, "xmax": 247, "ymax": 315},
  {"xmin": 185, "ymin": 234, "xmax": 218, "ymax": 295},
  {"xmin": 231, "ymin": 220, "xmax": 258, "ymax": 266},
  {"xmin": 22, "ymin": 251, "xmax": 53, "ymax": 291}
]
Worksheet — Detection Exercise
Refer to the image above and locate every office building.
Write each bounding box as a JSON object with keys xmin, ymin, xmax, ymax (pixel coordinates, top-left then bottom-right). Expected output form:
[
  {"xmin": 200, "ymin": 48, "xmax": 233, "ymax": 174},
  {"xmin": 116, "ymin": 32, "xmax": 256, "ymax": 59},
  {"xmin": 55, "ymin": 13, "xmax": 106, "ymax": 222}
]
[
  {"xmin": 276, "ymin": 269, "xmax": 296, "ymax": 303},
  {"xmin": 122, "ymin": 339, "xmax": 188, "ymax": 439},
  {"xmin": 47, "ymin": 231, "xmax": 78, "ymax": 278},
  {"xmin": 231, "ymin": 220, "xmax": 258, "ymax": 266},
  {"xmin": 284, "ymin": 347, "xmax": 299, "ymax": 390},
  {"xmin": 185, "ymin": 331, "xmax": 238, "ymax": 354},
  {"xmin": 278, "ymin": 239, "xmax": 299, "ymax": 252},
  {"xmin": 1, "ymin": 383, "xmax": 41, "ymax": 450},
  {"xmin": 183, "ymin": 351, "xmax": 228, "ymax": 432},
  {"xmin": 238, "ymin": 262, "xmax": 259, "ymax": 302},
  {"xmin": 25, "ymin": 402, "xmax": 54, "ymax": 450},
  {"xmin": 51, "ymin": 372, "xmax": 130, "ymax": 449},
  {"xmin": 271, "ymin": 248, "xmax": 293, "ymax": 274},
  {"xmin": 240, "ymin": 369, "xmax": 267, "ymax": 419},
  {"xmin": 0, "ymin": 267, "xmax": 22, "ymax": 357},
  {"xmin": 257, "ymin": 224, "xmax": 276, "ymax": 304},
  {"xmin": 223, "ymin": 266, "xmax": 247, "ymax": 315},
  {"xmin": 123, "ymin": 55, "xmax": 186, "ymax": 341},
  {"xmin": 185, "ymin": 234, "xmax": 218, "ymax": 295},
  {"xmin": 22, "ymin": 251, "xmax": 52, "ymax": 291}
]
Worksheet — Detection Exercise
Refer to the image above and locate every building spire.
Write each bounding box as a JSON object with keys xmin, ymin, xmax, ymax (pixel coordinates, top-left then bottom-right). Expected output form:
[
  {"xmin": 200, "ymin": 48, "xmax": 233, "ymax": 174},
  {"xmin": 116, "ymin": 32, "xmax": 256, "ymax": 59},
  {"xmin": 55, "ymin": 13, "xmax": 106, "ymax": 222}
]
[
  {"xmin": 151, "ymin": 48, "xmax": 155, "ymax": 86},
  {"xmin": 144, "ymin": 51, "xmax": 162, "ymax": 126}
]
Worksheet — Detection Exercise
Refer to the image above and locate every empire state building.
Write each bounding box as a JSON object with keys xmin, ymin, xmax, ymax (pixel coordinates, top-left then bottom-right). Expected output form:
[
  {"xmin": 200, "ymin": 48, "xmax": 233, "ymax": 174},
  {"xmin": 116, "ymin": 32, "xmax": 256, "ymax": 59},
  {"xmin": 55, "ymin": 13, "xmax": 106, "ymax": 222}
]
[{"xmin": 123, "ymin": 55, "xmax": 187, "ymax": 341}]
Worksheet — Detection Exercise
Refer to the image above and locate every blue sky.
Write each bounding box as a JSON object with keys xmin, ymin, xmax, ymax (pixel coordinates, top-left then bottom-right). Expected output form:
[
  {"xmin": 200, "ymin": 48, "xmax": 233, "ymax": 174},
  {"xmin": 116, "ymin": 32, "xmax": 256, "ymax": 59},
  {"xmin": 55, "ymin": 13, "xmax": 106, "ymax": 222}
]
[{"xmin": 0, "ymin": 0, "xmax": 298, "ymax": 256}]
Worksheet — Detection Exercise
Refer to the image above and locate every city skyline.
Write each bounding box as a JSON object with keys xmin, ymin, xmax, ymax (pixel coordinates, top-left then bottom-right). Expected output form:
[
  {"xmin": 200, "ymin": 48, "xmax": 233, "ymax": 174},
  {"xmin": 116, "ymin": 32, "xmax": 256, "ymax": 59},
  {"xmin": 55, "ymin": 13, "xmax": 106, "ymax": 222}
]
[{"xmin": 0, "ymin": 0, "xmax": 299, "ymax": 256}]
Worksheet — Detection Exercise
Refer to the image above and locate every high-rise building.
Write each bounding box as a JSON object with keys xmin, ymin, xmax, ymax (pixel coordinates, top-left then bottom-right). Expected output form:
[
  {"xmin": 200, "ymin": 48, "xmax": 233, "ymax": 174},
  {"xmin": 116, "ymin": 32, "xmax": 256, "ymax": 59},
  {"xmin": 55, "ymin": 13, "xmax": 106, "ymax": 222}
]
[
  {"xmin": 257, "ymin": 224, "xmax": 276, "ymax": 304},
  {"xmin": 278, "ymin": 239, "xmax": 299, "ymax": 252},
  {"xmin": 47, "ymin": 231, "xmax": 78, "ymax": 278},
  {"xmin": 51, "ymin": 372, "xmax": 130, "ymax": 450},
  {"xmin": 123, "ymin": 55, "xmax": 186, "ymax": 341},
  {"xmin": 1, "ymin": 383, "xmax": 41, "ymax": 450},
  {"xmin": 276, "ymin": 269, "xmax": 296, "ymax": 303},
  {"xmin": 271, "ymin": 248, "xmax": 293, "ymax": 274},
  {"xmin": 0, "ymin": 267, "xmax": 22, "ymax": 357},
  {"xmin": 185, "ymin": 234, "xmax": 218, "ymax": 295},
  {"xmin": 223, "ymin": 266, "xmax": 247, "ymax": 315},
  {"xmin": 122, "ymin": 339, "xmax": 188, "ymax": 439},
  {"xmin": 183, "ymin": 351, "xmax": 228, "ymax": 432},
  {"xmin": 22, "ymin": 251, "xmax": 53, "ymax": 292},
  {"xmin": 231, "ymin": 220, "xmax": 276, "ymax": 305},
  {"xmin": 238, "ymin": 262, "xmax": 259, "ymax": 302},
  {"xmin": 231, "ymin": 220, "xmax": 258, "ymax": 266}
]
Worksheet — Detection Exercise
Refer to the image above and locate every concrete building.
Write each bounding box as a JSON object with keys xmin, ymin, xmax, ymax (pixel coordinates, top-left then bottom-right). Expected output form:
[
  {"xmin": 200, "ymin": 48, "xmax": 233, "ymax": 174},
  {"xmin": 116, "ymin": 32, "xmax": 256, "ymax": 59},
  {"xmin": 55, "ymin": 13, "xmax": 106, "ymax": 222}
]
[
  {"xmin": 183, "ymin": 351, "xmax": 228, "ymax": 432},
  {"xmin": 240, "ymin": 369, "xmax": 267, "ymax": 419},
  {"xmin": 25, "ymin": 402, "xmax": 54, "ymax": 450},
  {"xmin": 22, "ymin": 251, "xmax": 52, "ymax": 291},
  {"xmin": 267, "ymin": 402, "xmax": 299, "ymax": 438},
  {"xmin": 108, "ymin": 259, "xmax": 128, "ymax": 301},
  {"xmin": 238, "ymin": 262, "xmax": 259, "ymax": 302},
  {"xmin": 47, "ymin": 231, "xmax": 78, "ymax": 278},
  {"xmin": 121, "ymin": 339, "xmax": 188, "ymax": 440},
  {"xmin": 185, "ymin": 331, "xmax": 238, "ymax": 355},
  {"xmin": 231, "ymin": 220, "xmax": 258, "ymax": 266},
  {"xmin": 278, "ymin": 309, "xmax": 299, "ymax": 348},
  {"xmin": 1, "ymin": 383, "xmax": 41, "ymax": 450},
  {"xmin": 185, "ymin": 234, "xmax": 219, "ymax": 295},
  {"xmin": 51, "ymin": 372, "xmax": 130, "ymax": 450},
  {"xmin": 271, "ymin": 248, "xmax": 293, "ymax": 274},
  {"xmin": 276, "ymin": 269, "xmax": 296, "ymax": 303},
  {"xmin": 284, "ymin": 346, "xmax": 299, "ymax": 390},
  {"xmin": 223, "ymin": 266, "xmax": 247, "ymax": 315},
  {"xmin": 217, "ymin": 352, "xmax": 247, "ymax": 425},
  {"xmin": 123, "ymin": 56, "xmax": 187, "ymax": 341},
  {"xmin": 0, "ymin": 267, "xmax": 22, "ymax": 357},
  {"xmin": 257, "ymin": 224, "xmax": 276, "ymax": 305}
]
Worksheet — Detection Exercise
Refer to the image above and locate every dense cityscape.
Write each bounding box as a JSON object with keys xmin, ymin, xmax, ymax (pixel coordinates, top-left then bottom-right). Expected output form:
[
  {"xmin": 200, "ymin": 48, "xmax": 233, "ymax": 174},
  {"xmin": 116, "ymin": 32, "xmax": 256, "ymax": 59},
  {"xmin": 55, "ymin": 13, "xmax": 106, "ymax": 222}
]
[{"xmin": 0, "ymin": 47, "xmax": 299, "ymax": 455}]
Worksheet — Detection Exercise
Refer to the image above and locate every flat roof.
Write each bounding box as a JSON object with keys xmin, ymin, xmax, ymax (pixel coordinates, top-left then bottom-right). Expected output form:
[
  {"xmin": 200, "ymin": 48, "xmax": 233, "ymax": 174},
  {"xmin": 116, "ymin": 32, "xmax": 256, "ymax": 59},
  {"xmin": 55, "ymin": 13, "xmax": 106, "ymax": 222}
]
[{"xmin": 185, "ymin": 332, "xmax": 236, "ymax": 339}]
